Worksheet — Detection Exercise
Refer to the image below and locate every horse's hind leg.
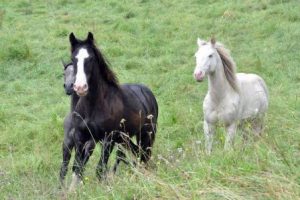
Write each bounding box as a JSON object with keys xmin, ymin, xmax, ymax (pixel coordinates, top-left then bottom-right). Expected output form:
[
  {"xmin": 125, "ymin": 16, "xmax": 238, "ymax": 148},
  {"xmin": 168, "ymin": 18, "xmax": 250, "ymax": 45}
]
[
  {"xmin": 224, "ymin": 122, "xmax": 237, "ymax": 151},
  {"xmin": 251, "ymin": 114, "xmax": 265, "ymax": 137},
  {"xmin": 238, "ymin": 120, "xmax": 249, "ymax": 142},
  {"xmin": 138, "ymin": 123, "xmax": 156, "ymax": 163}
]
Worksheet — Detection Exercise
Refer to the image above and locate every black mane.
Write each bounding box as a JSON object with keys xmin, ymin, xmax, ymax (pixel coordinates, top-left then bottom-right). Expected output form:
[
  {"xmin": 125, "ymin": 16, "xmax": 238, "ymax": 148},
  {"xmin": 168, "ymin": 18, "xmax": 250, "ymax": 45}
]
[{"xmin": 90, "ymin": 43, "xmax": 119, "ymax": 88}]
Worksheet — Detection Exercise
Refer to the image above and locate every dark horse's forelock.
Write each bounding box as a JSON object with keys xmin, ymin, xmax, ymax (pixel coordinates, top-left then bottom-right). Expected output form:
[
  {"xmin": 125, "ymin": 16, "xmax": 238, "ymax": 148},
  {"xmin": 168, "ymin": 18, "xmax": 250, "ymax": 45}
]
[{"xmin": 70, "ymin": 33, "xmax": 119, "ymax": 88}]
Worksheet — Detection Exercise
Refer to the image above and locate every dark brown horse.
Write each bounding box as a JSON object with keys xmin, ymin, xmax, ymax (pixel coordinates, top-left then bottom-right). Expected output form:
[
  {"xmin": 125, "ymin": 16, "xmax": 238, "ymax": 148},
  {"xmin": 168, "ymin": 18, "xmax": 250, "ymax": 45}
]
[
  {"xmin": 68, "ymin": 32, "xmax": 158, "ymax": 190},
  {"xmin": 59, "ymin": 62, "xmax": 140, "ymax": 188}
]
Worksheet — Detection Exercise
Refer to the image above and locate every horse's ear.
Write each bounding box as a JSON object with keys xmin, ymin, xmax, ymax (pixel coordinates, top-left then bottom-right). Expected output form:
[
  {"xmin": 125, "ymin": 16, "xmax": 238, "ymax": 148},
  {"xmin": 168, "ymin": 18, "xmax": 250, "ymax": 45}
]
[
  {"xmin": 69, "ymin": 32, "xmax": 78, "ymax": 47},
  {"xmin": 210, "ymin": 37, "xmax": 216, "ymax": 47},
  {"xmin": 87, "ymin": 32, "xmax": 94, "ymax": 43},
  {"xmin": 197, "ymin": 38, "xmax": 206, "ymax": 46}
]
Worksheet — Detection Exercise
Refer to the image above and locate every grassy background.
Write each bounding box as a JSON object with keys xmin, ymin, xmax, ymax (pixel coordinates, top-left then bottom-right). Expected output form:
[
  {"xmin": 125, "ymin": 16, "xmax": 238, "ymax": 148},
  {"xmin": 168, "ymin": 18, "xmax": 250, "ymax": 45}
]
[{"xmin": 0, "ymin": 0, "xmax": 299, "ymax": 199}]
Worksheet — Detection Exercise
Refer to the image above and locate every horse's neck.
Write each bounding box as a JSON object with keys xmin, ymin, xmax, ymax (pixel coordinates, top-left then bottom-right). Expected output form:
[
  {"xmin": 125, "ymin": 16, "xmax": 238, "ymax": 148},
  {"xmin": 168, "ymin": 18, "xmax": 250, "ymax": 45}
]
[
  {"xmin": 70, "ymin": 94, "xmax": 79, "ymax": 111},
  {"xmin": 208, "ymin": 63, "xmax": 236, "ymax": 102},
  {"xmin": 80, "ymin": 80, "xmax": 119, "ymax": 112}
]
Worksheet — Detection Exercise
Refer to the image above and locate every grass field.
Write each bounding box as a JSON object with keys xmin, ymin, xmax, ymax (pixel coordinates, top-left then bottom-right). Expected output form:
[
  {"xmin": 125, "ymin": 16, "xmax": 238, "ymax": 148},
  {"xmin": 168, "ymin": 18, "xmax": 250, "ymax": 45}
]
[{"xmin": 0, "ymin": 0, "xmax": 299, "ymax": 199}]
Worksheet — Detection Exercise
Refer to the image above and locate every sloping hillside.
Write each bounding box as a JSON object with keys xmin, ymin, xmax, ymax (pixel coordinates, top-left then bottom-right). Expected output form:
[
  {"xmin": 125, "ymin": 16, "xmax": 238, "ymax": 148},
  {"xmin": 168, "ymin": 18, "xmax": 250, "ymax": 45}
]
[{"xmin": 0, "ymin": 0, "xmax": 299, "ymax": 199}]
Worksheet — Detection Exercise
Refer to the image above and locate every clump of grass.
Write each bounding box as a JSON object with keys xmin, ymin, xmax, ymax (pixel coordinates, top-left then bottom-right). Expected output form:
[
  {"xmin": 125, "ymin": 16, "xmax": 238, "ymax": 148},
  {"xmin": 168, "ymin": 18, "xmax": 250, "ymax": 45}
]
[
  {"xmin": 125, "ymin": 60, "xmax": 142, "ymax": 70},
  {"xmin": 55, "ymin": 29, "xmax": 69, "ymax": 38},
  {"xmin": 124, "ymin": 11, "xmax": 135, "ymax": 19},
  {"xmin": 0, "ymin": 37, "xmax": 31, "ymax": 61},
  {"xmin": 0, "ymin": 9, "xmax": 5, "ymax": 28},
  {"xmin": 16, "ymin": 1, "xmax": 33, "ymax": 15}
]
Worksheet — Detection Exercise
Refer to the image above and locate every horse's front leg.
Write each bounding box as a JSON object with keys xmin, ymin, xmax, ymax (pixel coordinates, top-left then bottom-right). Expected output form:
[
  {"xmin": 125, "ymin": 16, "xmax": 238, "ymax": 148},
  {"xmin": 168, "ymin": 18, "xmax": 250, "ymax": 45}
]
[
  {"xmin": 113, "ymin": 139, "xmax": 138, "ymax": 173},
  {"xmin": 69, "ymin": 131, "xmax": 89, "ymax": 192},
  {"xmin": 59, "ymin": 131, "xmax": 74, "ymax": 188},
  {"xmin": 204, "ymin": 120, "xmax": 216, "ymax": 155},
  {"xmin": 224, "ymin": 122, "xmax": 237, "ymax": 151},
  {"xmin": 96, "ymin": 134, "xmax": 115, "ymax": 180},
  {"xmin": 83, "ymin": 139, "xmax": 96, "ymax": 165},
  {"xmin": 113, "ymin": 149, "xmax": 128, "ymax": 173},
  {"xmin": 69, "ymin": 145, "xmax": 84, "ymax": 192}
]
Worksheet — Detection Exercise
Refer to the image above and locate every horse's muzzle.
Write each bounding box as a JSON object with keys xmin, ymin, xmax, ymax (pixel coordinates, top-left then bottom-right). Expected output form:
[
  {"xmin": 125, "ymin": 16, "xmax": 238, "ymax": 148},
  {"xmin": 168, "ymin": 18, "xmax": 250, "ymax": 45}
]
[
  {"xmin": 74, "ymin": 84, "xmax": 88, "ymax": 96},
  {"xmin": 194, "ymin": 71, "xmax": 205, "ymax": 82}
]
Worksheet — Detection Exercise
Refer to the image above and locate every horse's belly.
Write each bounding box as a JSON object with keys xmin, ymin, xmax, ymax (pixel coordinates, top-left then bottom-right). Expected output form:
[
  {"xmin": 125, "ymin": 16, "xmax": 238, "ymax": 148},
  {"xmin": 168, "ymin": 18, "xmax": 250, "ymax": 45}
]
[{"xmin": 237, "ymin": 73, "xmax": 268, "ymax": 119}]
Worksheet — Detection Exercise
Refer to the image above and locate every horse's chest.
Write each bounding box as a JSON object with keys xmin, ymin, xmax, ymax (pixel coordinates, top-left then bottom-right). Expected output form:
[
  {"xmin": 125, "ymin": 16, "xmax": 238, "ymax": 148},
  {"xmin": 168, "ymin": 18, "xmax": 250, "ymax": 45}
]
[
  {"xmin": 204, "ymin": 97, "xmax": 239, "ymax": 124},
  {"xmin": 94, "ymin": 113, "xmax": 123, "ymax": 131},
  {"xmin": 73, "ymin": 109, "xmax": 122, "ymax": 134}
]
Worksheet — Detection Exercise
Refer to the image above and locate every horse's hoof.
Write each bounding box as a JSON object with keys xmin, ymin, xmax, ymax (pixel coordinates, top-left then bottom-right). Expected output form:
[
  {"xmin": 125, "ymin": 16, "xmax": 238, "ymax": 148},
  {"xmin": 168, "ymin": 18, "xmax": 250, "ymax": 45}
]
[
  {"xmin": 68, "ymin": 173, "xmax": 82, "ymax": 192},
  {"xmin": 96, "ymin": 170, "xmax": 108, "ymax": 181},
  {"xmin": 96, "ymin": 174, "xmax": 106, "ymax": 181},
  {"xmin": 58, "ymin": 183, "xmax": 64, "ymax": 190}
]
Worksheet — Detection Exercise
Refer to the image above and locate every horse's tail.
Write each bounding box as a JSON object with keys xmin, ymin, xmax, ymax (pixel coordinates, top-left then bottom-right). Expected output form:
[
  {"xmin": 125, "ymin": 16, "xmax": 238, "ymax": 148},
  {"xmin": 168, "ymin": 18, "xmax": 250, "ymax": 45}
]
[
  {"xmin": 257, "ymin": 76, "xmax": 269, "ymax": 110},
  {"xmin": 139, "ymin": 85, "xmax": 158, "ymax": 119},
  {"xmin": 139, "ymin": 85, "xmax": 158, "ymax": 146}
]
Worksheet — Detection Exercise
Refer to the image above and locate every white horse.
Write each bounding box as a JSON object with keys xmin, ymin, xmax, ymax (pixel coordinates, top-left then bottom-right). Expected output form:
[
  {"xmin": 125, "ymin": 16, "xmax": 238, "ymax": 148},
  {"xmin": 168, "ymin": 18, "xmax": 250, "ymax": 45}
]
[{"xmin": 193, "ymin": 38, "xmax": 268, "ymax": 154}]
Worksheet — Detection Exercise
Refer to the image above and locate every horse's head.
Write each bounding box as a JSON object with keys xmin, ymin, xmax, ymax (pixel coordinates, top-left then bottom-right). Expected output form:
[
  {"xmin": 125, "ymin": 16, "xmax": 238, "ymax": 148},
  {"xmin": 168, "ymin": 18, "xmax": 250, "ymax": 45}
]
[
  {"xmin": 62, "ymin": 60, "xmax": 75, "ymax": 95},
  {"xmin": 69, "ymin": 32, "xmax": 98, "ymax": 96},
  {"xmin": 193, "ymin": 38, "xmax": 218, "ymax": 82}
]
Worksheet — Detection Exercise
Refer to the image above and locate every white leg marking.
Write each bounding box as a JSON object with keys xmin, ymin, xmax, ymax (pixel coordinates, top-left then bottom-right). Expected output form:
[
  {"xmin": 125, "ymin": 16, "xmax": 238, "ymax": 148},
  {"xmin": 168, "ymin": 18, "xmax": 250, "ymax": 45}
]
[{"xmin": 68, "ymin": 173, "xmax": 83, "ymax": 192}]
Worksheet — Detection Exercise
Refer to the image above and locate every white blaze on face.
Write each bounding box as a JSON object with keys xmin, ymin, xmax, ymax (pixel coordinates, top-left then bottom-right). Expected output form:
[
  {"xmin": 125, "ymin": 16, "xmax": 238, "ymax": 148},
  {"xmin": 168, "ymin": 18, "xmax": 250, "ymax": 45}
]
[{"xmin": 74, "ymin": 48, "xmax": 89, "ymax": 89}]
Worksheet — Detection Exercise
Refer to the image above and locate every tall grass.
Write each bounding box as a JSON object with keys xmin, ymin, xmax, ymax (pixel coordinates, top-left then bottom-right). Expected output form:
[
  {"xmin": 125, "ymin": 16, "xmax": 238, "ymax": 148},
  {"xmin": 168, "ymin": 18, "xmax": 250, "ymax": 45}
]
[{"xmin": 0, "ymin": 0, "xmax": 299, "ymax": 199}]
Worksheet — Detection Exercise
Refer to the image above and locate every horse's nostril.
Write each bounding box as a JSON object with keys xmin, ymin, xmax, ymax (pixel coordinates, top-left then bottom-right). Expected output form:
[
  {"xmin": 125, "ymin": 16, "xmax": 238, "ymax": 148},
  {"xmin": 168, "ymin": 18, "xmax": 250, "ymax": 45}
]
[
  {"xmin": 63, "ymin": 84, "xmax": 66, "ymax": 88},
  {"xmin": 83, "ymin": 84, "xmax": 88, "ymax": 90},
  {"xmin": 70, "ymin": 83, "xmax": 74, "ymax": 88},
  {"xmin": 73, "ymin": 85, "xmax": 78, "ymax": 91}
]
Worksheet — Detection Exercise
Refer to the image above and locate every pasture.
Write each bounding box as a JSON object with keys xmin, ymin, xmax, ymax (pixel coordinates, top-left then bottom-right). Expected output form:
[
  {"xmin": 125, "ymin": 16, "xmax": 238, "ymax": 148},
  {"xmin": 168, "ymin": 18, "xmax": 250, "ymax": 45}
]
[{"xmin": 0, "ymin": 0, "xmax": 299, "ymax": 199}]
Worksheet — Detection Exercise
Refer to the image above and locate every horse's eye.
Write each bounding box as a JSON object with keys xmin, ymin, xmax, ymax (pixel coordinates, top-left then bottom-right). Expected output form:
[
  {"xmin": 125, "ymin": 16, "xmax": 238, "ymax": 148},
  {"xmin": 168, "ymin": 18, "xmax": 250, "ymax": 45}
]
[{"xmin": 209, "ymin": 54, "xmax": 213, "ymax": 58}]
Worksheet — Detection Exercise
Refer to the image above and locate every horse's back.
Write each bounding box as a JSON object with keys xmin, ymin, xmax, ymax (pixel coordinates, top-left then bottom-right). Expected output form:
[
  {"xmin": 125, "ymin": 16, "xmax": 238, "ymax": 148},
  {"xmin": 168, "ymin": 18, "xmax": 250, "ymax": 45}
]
[
  {"xmin": 121, "ymin": 84, "xmax": 158, "ymax": 121},
  {"xmin": 237, "ymin": 73, "xmax": 269, "ymax": 118}
]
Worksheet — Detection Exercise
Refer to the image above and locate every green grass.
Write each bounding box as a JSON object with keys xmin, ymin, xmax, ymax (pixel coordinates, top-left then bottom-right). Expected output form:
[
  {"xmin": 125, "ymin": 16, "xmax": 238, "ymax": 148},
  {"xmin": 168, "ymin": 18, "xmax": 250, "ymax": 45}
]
[{"xmin": 0, "ymin": 0, "xmax": 299, "ymax": 199}]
